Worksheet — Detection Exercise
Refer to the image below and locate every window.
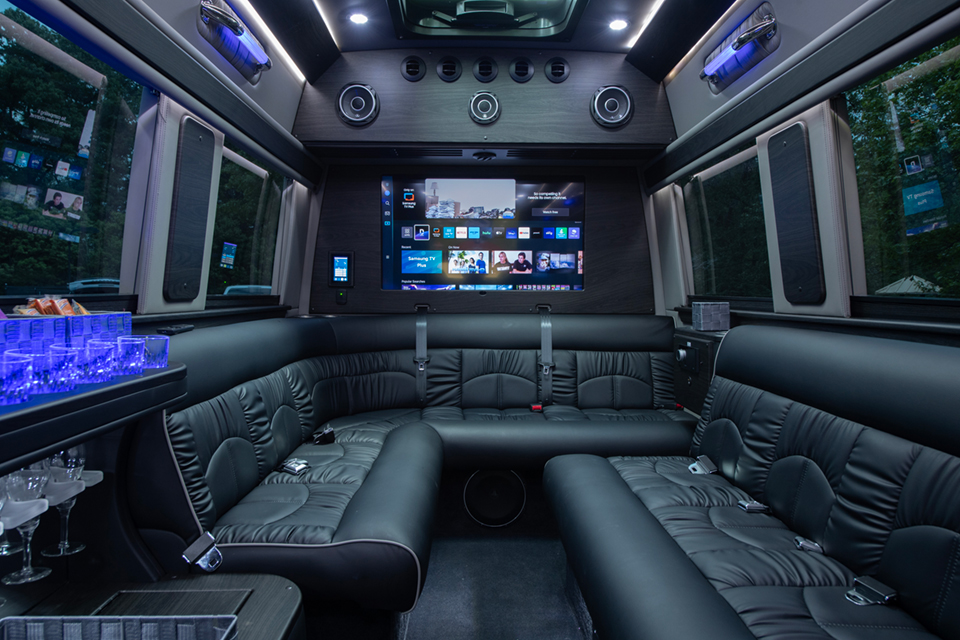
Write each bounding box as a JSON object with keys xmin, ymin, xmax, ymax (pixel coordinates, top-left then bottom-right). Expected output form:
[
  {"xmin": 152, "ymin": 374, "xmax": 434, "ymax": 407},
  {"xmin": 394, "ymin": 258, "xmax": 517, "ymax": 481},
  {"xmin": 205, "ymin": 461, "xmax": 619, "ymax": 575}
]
[
  {"xmin": 206, "ymin": 141, "xmax": 285, "ymax": 297},
  {"xmin": 679, "ymin": 148, "xmax": 772, "ymax": 298},
  {"xmin": 0, "ymin": 2, "xmax": 142, "ymax": 296},
  {"xmin": 845, "ymin": 36, "xmax": 960, "ymax": 299}
]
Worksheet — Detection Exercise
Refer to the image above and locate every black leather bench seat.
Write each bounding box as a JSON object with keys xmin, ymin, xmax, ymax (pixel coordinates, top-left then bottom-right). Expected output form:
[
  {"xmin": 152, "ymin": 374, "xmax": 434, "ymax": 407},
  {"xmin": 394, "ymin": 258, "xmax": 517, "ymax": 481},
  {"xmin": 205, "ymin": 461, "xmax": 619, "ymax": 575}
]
[
  {"xmin": 130, "ymin": 313, "xmax": 695, "ymax": 610},
  {"xmin": 545, "ymin": 326, "xmax": 960, "ymax": 639}
]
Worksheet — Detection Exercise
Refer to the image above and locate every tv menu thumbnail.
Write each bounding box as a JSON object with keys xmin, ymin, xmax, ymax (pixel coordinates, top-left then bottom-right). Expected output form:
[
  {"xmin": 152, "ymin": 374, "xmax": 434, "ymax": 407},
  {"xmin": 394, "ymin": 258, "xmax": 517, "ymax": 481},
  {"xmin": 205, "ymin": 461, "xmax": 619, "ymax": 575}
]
[{"xmin": 382, "ymin": 177, "xmax": 584, "ymax": 291}]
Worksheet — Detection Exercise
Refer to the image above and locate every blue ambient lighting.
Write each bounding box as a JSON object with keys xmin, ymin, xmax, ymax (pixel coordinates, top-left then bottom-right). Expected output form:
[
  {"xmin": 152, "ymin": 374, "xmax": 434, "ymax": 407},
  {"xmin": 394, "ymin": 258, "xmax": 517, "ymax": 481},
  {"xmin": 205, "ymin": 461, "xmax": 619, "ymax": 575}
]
[
  {"xmin": 237, "ymin": 28, "xmax": 269, "ymax": 66},
  {"xmin": 702, "ymin": 42, "xmax": 740, "ymax": 77}
]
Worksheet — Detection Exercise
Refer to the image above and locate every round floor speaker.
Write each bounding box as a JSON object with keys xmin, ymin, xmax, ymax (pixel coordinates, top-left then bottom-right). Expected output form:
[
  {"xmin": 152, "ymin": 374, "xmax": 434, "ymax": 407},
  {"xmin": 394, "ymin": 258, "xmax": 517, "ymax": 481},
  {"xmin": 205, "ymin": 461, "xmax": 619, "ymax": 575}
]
[
  {"xmin": 591, "ymin": 85, "xmax": 633, "ymax": 128},
  {"xmin": 336, "ymin": 84, "xmax": 379, "ymax": 126},
  {"xmin": 469, "ymin": 91, "xmax": 500, "ymax": 124},
  {"xmin": 463, "ymin": 470, "xmax": 526, "ymax": 527}
]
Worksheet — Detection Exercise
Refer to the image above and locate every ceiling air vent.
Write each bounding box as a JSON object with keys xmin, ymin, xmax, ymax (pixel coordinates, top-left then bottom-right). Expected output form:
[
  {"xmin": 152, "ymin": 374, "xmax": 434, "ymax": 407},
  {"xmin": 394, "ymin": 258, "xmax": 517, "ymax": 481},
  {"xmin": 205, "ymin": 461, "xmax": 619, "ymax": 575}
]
[
  {"xmin": 394, "ymin": 149, "xmax": 464, "ymax": 158},
  {"xmin": 473, "ymin": 56, "xmax": 498, "ymax": 82},
  {"xmin": 545, "ymin": 57, "xmax": 569, "ymax": 83},
  {"xmin": 473, "ymin": 151, "xmax": 497, "ymax": 161},
  {"xmin": 509, "ymin": 57, "xmax": 534, "ymax": 83},
  {"xmin": 437, "ymin": 56, "xmax": 462, "ymax": 82},
  {"xmin": 401, "ymin": 55, "xmax": 426, "ymax": 82}
]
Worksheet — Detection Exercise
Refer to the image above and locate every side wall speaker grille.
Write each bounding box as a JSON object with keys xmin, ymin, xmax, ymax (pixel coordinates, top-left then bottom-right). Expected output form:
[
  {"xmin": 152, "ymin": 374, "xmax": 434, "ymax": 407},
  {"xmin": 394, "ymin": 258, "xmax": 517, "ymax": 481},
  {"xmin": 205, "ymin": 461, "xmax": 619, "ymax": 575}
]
[
  {"xmin": 336, "ymin": 84, "xmax": 379, "ymax": 126},
  {"xmin": 591, "ymin": 85, "xmax": 633, "ymax": 128}
]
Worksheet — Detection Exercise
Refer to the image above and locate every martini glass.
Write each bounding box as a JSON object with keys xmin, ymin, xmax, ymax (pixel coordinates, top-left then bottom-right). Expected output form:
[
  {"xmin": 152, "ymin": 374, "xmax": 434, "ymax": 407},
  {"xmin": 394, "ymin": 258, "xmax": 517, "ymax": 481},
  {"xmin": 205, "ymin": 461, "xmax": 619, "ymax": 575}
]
[
  {"xmin": 42, "ymin": 446, "xmax": 87, "ymax": 557},
  {"xmin": 2, "ymin": 465, "xmax": 50, "ymax": 584}
]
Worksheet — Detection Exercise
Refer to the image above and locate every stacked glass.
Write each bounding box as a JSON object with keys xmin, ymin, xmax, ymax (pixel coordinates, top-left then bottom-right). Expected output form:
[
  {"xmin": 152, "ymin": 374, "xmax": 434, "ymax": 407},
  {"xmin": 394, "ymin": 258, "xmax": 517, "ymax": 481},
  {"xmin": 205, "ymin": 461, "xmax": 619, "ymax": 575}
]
[{"xmin": 0, "ymin": 334, "xmax": 168, "ymax": 407}]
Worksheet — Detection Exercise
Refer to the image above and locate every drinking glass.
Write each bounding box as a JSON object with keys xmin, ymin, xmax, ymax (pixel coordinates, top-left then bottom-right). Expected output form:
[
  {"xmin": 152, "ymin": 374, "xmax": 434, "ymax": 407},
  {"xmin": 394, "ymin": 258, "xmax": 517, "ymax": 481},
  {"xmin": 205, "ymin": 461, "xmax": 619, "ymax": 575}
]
[
  {"xmin": 5, "ymin": 349, "xmax": 57, "ymax": 394},
  {"xmin": 49, "ymin": 344, "xmax": 83, "ymax": 392},
  {"xmin": 2, "ymin": 465, "xmax": 51, "ymax": 584},
  {"xmin": 0, "ymin": 352, "xmax": 32, "ymax": 406},
  {"xmin": 42, "ymin": 446, "xmax": 86, "ymax": 557},
  {"xmin": 86, "ymin": 339, "xmax": 118, "ymax": 383},
  {"xmin": 0, "ymin": 476, "xmax": 20, "ymax": 556},
  {"xmin": 143, "ymin": 335, "xmax": 169, "ymax": 369},
  {"xmin": 116, "ymin": 336, "xmax": 146, "ymax": 376}
]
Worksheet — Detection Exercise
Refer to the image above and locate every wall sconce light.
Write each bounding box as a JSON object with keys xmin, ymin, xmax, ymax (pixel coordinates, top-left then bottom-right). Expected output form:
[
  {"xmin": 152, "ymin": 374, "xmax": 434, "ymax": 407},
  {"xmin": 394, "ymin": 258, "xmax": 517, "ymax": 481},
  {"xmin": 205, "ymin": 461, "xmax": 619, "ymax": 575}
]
[
  {"xmin": 700, "ymin": 3, "xmax": 780, "ymax": 94},
  {"xmin": 197, "ymin": 0, "xmax": 272, "ymax": 85}
]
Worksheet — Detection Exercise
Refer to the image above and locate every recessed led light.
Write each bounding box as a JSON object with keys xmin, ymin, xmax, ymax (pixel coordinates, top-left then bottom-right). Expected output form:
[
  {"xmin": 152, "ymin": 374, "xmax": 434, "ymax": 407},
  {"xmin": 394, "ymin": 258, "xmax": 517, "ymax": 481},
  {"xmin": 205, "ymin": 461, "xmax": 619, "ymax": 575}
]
[
  {"xmin": 609, "ymin": 19, "xmax": 628, "ymax": 31},
  {"xmin": 350, "ymin": 13, "xmax": 368, "ymax": 24}
]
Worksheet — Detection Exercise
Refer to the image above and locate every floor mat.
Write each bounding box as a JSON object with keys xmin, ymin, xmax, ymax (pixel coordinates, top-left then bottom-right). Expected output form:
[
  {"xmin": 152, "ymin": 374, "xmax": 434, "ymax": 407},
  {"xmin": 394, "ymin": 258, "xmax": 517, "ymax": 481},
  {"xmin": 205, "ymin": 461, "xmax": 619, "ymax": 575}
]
[{"xmin": 404, "ymin": 537, "xmax": 586, "ymax": 640}]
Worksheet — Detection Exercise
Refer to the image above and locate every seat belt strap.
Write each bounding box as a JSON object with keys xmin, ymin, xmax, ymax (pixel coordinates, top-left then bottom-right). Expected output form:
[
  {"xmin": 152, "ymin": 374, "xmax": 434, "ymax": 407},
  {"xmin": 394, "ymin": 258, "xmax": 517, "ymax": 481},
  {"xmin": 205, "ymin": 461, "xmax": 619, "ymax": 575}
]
[
  {"xmin": 415, "ymin": 305, "xmax": 429, "ymax": 406},
  {"xmin": 539, "ymin": 305, "xmax": 554, "ymax": 406}
]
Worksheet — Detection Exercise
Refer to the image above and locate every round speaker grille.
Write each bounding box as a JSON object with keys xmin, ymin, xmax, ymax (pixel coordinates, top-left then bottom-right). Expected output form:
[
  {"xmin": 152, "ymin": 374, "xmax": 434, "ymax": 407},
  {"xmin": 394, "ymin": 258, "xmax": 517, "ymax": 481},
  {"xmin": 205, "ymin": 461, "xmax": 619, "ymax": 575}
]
[
  {"xmin": 337, "ymin": 84, "xmax": 379, "ymax": 126},
  {"xmin": 469, "ymin": 91, "xmax": 500, "ymax": 124},
  {"xmin": 591, "ymin": 85, "xmax": 633, "ymax": 128},
  {"xmin": 463, "ymin": 470, "xmax": 526, "ymax": 527}
]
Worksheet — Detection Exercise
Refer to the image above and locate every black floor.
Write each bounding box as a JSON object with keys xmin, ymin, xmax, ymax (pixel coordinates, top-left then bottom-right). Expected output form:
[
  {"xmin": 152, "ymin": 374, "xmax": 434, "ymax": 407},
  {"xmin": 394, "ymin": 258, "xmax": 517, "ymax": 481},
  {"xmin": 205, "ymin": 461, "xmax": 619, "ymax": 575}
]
[{"xmin": 404, "ymin": 537, "xmax": 585, "ymax": 640}]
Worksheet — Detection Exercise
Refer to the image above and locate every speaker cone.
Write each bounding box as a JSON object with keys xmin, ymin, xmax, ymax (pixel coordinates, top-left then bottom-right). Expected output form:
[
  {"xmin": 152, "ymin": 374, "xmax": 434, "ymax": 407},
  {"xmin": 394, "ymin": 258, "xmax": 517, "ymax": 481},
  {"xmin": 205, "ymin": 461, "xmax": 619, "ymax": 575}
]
[
  {"xmin": 337, "ymin": 84, "xmax": 379, "ymax": 126},
  {"xmin": 469, "ymin": 91, "xmax": 500, "ymax": 124},
  {"xmin": 463, "ymin": 470, "xmax": 526, "ymax": 527},
  {"xmin": 591, "ymin": 85, "xmax": 633, "ymax": 128}
]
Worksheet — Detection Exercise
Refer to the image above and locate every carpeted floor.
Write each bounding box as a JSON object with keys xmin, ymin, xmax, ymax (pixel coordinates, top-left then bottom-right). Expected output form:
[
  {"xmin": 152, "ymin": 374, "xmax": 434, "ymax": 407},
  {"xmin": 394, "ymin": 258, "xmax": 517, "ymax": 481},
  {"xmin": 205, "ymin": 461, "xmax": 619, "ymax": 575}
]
[{"xmin": 403, "ymin": 537, "xmax": 586, "ymax": 640}]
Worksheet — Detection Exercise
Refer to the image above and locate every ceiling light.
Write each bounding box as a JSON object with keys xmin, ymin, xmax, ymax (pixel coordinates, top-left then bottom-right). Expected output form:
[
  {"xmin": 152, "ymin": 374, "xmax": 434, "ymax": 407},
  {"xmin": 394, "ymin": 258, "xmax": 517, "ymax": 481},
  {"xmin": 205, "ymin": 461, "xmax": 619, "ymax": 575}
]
[
  {"xmin": 350, "ymin": 13, "xmax": 368, "ymax": 24},
  {"xmin": 609, "ymin": 19, "xmax": 628, "ymax": 31}
]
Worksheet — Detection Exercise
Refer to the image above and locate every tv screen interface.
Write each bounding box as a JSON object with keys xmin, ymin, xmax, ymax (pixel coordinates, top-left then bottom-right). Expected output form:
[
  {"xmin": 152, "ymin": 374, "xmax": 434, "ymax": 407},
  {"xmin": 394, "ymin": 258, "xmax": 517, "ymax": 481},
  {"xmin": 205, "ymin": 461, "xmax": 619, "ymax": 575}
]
[{"xmin": 382, "ymin": 177, "xmax": 584, "ymax": 291}]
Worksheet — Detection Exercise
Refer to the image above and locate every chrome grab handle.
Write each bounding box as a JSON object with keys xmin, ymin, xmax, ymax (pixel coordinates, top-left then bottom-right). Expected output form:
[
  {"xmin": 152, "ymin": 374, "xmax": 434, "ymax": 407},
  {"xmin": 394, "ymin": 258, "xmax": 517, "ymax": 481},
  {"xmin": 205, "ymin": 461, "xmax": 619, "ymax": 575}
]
[
  {"xmin": 732, "ymin": 15, "xmax": 776, "ymax": 52},
  {"xmin": 200, "ymin": 1, "xmax": 244, "ymax": 36}
]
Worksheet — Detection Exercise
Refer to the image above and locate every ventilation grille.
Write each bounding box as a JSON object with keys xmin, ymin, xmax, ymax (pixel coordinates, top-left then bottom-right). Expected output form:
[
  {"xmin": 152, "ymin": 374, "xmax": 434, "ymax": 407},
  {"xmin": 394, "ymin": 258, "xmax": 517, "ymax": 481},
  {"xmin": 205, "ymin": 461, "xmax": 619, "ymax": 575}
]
[
  {"xmin": 473, "ymin": 56, "xmax": 498, "ymax": 82},
  {"xmin": 401, "ymin": 56, "xmax": 425, "ymax": 82},
  {"xmin": 545, "ymin": 57, "xmax": 569, "ymax": 83},
  {"xmin": 437, "ymin": 56, "xmax": 462, "ymax": 82},
  {"xmin": 509, "ymin": 57, "xmax": 534, "ymax": 83},
  {"xmin": 394, "ymin": 148, "xmax": 464, "ymax": 158}
]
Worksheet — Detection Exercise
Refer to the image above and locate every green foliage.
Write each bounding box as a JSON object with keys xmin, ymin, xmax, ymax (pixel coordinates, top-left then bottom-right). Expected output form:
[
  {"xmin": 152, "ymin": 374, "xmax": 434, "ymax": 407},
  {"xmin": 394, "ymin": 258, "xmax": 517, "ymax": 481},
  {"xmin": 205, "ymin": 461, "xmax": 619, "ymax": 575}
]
[
  {"xmin": 0, "ymin": 7, "xmax": 140, "ymax": 294},
  {"xmin": 207, "ymin": 144, "xmax": 285, "ymax": 295},
  {"xmin": 682, "ymin": 155, "xmax": 772, "ymax": 297},
  {"xmin": 846, "ymin": 36, "xmax": 960, "ymax": 297}
]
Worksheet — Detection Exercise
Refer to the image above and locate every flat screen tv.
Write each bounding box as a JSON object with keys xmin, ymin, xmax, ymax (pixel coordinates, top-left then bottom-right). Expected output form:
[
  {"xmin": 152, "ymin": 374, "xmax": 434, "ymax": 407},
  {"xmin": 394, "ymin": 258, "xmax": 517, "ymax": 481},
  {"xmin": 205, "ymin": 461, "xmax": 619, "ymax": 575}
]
[{"xmin": 381, "ymin": 177, "xmax": 584, "ymax": 291}]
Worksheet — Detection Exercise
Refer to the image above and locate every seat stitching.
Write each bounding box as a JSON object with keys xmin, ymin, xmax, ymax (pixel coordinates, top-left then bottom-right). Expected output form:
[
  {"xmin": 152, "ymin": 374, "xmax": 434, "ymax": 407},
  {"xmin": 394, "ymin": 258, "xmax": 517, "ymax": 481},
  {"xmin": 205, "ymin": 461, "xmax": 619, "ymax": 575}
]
[
  {"xmin": 935, "ymin": 533, "xmax": 960, "ymax": 629},
  {"xmin": 816, "ymin": 622, "xmax": 924, "ymax": 630},
  {"xmin": 789, "ymin": 458, "xmax": 810, "ymax": 525}
]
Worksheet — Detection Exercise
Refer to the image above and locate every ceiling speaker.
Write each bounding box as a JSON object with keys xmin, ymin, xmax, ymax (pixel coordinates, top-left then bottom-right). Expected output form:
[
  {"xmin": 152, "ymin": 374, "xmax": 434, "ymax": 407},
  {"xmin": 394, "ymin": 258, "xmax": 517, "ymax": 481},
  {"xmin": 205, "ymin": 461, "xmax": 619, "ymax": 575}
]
[
  {"xmin": 337, "ymin": 84, "xmax": 379, "ymax": 126},
  {"xmin": 469, "ymin": 91, "xmax": 500, "ymax": 124},
  {"xmin": 591, "ymin": 85, "xmax": 633, "ymax": 128}
]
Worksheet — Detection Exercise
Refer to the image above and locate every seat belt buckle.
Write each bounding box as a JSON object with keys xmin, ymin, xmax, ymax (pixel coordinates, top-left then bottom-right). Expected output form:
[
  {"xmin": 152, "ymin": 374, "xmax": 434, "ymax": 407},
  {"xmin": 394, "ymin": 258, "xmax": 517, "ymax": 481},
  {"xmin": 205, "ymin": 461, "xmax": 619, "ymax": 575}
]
[
  {"xmin": 688, "ymin": 455, "xmax": 718, "ymax": 475},
  {"xmin": 737, "ymin": 500, "xmax": 770, "ymax": 513},
  {"xmin": 182, "ymin": 531, "xmax": 222, "ymax": 572},
  {"xmin": 414, "ymin": 357, "xmax": 430, "ymax": 372},
  {"xmin": 277, "ymin": 458, "xmax": 310, "ymax": 476},
  {"xmin": 794, "ymin": 536, "xmax": 823, "ymax": 553},
  {"xmin": 313, "ymin": 426, "xmax": 335, "ymax": 445},
  {"xmin": 530, "ymin": 404, "xmax": 543, "ymax": 412},
  {"xmin": 540, "ymin": 361, "xmax": 554, "ymax": 377},
  {"xmin": 845, "ymin": 576, "xmax": 897, "ymax": 606}
]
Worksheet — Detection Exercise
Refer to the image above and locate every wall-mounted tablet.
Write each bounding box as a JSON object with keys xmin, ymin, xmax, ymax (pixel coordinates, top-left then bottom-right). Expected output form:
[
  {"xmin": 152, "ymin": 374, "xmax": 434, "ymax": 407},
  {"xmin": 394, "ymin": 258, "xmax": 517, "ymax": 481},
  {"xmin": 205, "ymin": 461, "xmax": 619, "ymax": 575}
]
[
  {"xmin": 381, "ymin": 177, "xmax": 584, "ymax": 291},
  {"xmin": 329, "ymin": 251, "xmax": 354, "ymax": 287}
]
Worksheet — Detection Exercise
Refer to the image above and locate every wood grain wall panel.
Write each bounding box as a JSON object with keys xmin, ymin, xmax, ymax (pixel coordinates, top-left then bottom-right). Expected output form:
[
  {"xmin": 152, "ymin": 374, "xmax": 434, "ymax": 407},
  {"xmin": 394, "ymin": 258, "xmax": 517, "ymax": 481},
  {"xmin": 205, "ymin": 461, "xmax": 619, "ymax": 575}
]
[
  {"xmin": 293, "ymin": 50, "xmax": 675, "ymax": 147},
  {"xmin": 310, "ymin": 165, "xmax": 655, "ymax": 315}
]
